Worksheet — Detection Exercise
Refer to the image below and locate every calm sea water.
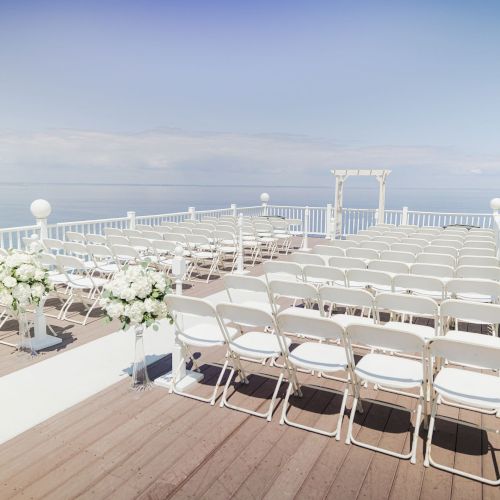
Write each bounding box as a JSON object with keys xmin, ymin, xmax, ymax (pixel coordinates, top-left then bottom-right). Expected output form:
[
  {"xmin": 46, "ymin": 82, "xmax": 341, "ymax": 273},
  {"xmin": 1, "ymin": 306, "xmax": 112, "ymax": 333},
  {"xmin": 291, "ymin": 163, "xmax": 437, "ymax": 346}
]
[{"xmin": 0, "ymin": 183, "xmax": 496, "ymax": 228}]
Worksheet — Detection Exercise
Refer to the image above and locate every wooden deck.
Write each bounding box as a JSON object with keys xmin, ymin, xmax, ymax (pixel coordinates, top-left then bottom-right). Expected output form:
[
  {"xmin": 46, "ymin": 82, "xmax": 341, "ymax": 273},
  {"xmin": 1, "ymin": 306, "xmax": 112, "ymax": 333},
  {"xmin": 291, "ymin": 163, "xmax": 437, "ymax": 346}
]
[{"xmin": 0, "ymin": 238, "xmax": 499, "ymax": 499}]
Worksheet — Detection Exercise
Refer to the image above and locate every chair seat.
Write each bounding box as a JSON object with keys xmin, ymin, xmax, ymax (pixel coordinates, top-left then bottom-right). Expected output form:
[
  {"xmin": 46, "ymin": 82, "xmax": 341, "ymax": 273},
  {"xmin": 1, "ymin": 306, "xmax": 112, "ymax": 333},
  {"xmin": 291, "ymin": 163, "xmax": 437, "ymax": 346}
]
[
  {"xmin": 178, "ymin": 323, "xmax": 239, "ymax": 347},
  {"xmin": 331, "ymin": 314, "xmax": 374, "ymax": 328},
  {"xmin": 434, "ymin": 367, "xmax": 500, "ymax": 411},
  {"xmin": 229, "ymin": 332, "xmax": 291, "ymax": 359},
  {"xmin": 288, "ymin": 342, "xmax": 348, "ymax": 373},
  {"xmin": 384, "ymin": 321, "xmax": 436, "ymax": 340},
  {"xmin": 355, "ymin": 353, "xmax": 423, "ymax": 389},
  {"xmin": 281, "ymin": 306, "xmax": 321, "ymax": 319}
]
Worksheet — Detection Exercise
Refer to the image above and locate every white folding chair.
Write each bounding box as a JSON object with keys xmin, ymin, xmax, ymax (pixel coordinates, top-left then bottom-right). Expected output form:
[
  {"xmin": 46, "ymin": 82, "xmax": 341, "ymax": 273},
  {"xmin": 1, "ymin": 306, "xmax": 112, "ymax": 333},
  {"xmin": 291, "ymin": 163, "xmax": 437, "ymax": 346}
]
[
  {"xmin": 123, "ymin": 229, "xmax": 142, "ymax": 238},
  {"xmin": 55, "ymin": 254, "xmax": 107, "ymax": 325},
  {"xmin": 446, "ymin": 278, "xmax": 500, "ymax": 303},
  {"xmin": 216, "ymin": 303, "xmax": 295, "ymax": 421},
  {"xmin": 323, "ymin": 239, "xmax": 359, "ymax": 249},
  {"xmin": 165, "ymin": 296, "xmax": 236, "ymax": 405},
  {"xmin": 424, "ymin": 338, "xmax": 500, "ymax": 485},
  {"xmin": 103, "ymin": 227, "xmax": 123, "ymax": 236},
  {"xmin": 87, "ymin": 244, "xmax": 119, "ymax": 277},
  {"xmin": 277, "ymin": 313, "xmax": 350, "ymax": 438},
  {"xmin": 106, "ymin": 235, "xmax": 129, "ymax": 246},
  {"xmin": 463, "ymin": 240, "xmax": 496, "ymax": 251},
  {"xmin": 43, "ymin": 238, "xmax": 64, "ymax": 255},
  {"xmin": 65, "ymin": 231, "xmax": 86, "ymax": 243},
  {"xmin": 319, "ymin": 286, "xmax": 375, "ymax": 329},
  {"xmin": 110, "ymin": 244, "xmax": 141, "ymax": 267},
  {"xmin": 390, "ymin": 243, "xmax": 421, "ymax": 255},
  {"xmin": 344, "ymin": 324, "xmax": 426, "ymax": 464},
  {"xmin": 302, "ymin": 264, "xmax": 346, "ymax": 287},
  {"xmin": 456, "ymin": 265, "xmax": 500, "ymax": 281},
  {"xmin": 430, "ymin": 239, "xmax": 463, "ymax": 249}
]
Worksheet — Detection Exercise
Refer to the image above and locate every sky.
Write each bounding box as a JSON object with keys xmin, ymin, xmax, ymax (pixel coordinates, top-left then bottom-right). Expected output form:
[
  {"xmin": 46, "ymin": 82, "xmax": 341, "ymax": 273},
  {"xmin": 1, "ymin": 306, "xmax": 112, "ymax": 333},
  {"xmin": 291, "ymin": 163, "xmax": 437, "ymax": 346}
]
[{"xmin": 0, "ymin": 0, "xmax": 499, "ymax": 218}]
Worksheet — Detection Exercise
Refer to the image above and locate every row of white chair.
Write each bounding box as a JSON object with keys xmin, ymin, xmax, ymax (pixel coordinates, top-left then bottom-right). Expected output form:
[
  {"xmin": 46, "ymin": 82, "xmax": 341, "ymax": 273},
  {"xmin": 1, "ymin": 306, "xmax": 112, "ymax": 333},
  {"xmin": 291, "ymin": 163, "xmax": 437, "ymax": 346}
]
[{"xmin": 166, "ymin": 291, "xmax": 499, "ymax": 484}]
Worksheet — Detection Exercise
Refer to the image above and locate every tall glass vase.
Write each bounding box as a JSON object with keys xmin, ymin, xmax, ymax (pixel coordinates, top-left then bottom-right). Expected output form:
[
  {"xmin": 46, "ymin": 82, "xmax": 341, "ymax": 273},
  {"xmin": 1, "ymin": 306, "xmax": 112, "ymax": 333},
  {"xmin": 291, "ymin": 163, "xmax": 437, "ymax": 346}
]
[
  {"xmin": 131, "ymin": 324, "xmax": 152, "ymax": 390},
  {"xmin": 18, "ymin": 311, "xmax": 37, "ymax": 357}
]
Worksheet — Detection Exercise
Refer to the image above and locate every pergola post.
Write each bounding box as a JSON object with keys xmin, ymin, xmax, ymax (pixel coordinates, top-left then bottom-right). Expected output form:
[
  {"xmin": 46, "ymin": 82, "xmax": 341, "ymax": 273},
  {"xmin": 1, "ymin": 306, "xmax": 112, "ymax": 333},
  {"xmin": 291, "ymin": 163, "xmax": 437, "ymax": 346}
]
[{"xmin": 376, "ymin": 171, "xmax": 389, "ymax": 225}]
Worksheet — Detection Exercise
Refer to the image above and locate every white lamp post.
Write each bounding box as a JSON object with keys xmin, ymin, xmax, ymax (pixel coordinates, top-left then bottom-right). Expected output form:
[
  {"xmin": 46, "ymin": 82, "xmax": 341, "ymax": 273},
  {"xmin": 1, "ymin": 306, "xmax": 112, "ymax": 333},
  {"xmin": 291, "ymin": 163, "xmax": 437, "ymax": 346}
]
[
  {"xmin": 260, "ymin": 192, "xmax": 270, "ymax": 216},
  {"xmin": 28, "ymin": 199, "xmax": 62, "ymax": 350}
]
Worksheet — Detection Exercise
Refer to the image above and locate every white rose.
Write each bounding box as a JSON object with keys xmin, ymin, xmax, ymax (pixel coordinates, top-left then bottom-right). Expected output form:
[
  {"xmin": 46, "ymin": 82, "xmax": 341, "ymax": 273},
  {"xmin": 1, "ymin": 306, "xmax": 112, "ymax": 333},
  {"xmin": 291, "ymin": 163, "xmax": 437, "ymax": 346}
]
[{"xmin": 2, "ymin": 276, "xmax": 17, "ymax": 288}]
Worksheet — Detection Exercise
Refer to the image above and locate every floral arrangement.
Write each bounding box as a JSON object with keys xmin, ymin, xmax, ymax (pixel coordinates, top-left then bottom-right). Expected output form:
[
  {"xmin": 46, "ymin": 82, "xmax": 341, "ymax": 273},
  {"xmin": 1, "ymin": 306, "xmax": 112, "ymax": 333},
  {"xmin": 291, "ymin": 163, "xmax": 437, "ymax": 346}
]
[
  {"xmin": 0, "ymin": 249, "xmax": 52, "ymax": 313},
  {"xmin": 100, "ymin": 263, "xmax": 172, "ymax": 330}
]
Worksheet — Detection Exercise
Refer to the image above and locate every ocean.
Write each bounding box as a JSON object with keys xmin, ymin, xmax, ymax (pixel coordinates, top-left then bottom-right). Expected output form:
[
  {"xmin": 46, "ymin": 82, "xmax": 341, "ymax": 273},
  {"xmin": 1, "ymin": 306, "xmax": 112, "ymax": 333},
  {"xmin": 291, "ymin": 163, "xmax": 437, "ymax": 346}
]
[{"xmin": 0, "ymin": 183, "xmax": 496, "ymax": 228}]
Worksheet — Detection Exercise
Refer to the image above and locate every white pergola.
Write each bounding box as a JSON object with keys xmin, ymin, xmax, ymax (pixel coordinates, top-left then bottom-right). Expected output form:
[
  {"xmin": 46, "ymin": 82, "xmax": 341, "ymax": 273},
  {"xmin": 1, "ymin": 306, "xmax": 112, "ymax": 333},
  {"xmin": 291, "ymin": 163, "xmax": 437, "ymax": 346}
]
[{"xmin": 330, "ymin": 169, "xmax": 391, "ymax": 238}]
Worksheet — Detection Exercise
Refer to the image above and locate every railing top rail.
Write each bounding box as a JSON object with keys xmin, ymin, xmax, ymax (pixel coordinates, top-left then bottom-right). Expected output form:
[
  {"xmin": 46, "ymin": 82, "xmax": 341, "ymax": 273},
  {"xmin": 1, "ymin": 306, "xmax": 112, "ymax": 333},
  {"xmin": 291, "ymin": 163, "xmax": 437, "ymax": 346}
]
[
  {"xmin": 135, "ymin": 211, "xmax": 190, "ymax": 219},
  {"xmin": 407, "ymin": 210, "xmax": 491, "ymax": 216},
  {"xmin": 267, "ymin": 205, "xmax": 324, "ymax": 209},
  {"xmin": 0, "ymin": 224, "xmax": 40, "ymax": 233},
  {"xmin": 49, "ymin": 217, "xmax": 129, "ymax": 227}
]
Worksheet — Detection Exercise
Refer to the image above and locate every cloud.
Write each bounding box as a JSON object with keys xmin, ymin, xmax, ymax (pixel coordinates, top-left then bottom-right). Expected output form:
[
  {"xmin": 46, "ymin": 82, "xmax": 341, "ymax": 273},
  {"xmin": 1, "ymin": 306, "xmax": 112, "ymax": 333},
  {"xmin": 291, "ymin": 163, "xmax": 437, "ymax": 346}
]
[{"xmin": 0, "ymin": 128, "xmax": 498, "ymax": 187}]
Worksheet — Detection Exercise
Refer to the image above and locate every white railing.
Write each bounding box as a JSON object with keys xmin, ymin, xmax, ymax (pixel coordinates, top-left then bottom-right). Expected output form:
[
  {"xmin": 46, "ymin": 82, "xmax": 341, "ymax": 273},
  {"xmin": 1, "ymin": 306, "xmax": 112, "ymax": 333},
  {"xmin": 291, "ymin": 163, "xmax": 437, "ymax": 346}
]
[
  {"xmin": 406, "ymin": 211, "xmax": 492, "ymax": 229},
  {"xmin": 47, "ymin": 217, "xmax": 129, "ymax": 241},
  {"xmin": 0, "ymin": 225, "xmax": 41, "ymax": 250},
  {"xmin": 0, "ymin": 198, "xmax": 496, "ymax": 250}
]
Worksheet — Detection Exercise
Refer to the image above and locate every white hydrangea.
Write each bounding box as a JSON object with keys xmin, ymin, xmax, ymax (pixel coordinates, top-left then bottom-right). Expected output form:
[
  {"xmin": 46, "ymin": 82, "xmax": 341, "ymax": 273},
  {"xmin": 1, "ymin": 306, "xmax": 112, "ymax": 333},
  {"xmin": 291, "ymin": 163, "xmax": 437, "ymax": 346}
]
[{"xmin": 2, "ymin": 276, "xmax": 17, "ymax": 288}]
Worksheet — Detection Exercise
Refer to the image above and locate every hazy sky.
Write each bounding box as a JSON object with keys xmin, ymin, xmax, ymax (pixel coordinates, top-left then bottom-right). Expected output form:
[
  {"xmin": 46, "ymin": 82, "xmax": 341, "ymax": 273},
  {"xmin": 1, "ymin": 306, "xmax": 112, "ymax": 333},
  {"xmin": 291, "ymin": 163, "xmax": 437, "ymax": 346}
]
[{"xmin": 0, "ymin": 0, "xmax": 499, "ymax": 192}]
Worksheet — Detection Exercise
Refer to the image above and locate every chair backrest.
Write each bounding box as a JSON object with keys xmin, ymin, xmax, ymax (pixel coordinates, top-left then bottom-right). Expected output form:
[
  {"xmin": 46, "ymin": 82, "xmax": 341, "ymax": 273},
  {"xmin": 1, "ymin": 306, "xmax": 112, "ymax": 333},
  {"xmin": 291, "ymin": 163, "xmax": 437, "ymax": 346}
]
[
  {"xmin": 375, "ymin": 292, "xmax": 438, "ymax": 321},
  {"xmin": 445, "ymin": 278, "xmax": 500, "ymax": 302},
  {"xmin": 359, "ymin": 241, "xmax": 391, "ymax": 252},
  {"xmin": 368, "ymin": 259, "xmax": 410, "ymax": 275},
  {"xmin": 346, "ymin": 234, "xmax": 371, "ymax": 242},
  {"xmin": 196, "ymin": 223, "xmax": 216, "ymax": 231},
  {"xmin": 359, "ymin": 229, "xmax": 383, "ymax": 237},
  {"xmin": 327, "ymin": 256, "xmax": 366, "ymax": 270},
  {"xmin": 404, "ymin": 238, "xmax": 429, "ymax": 247},
  {"xmin": 56, "ymin": 254, "xmax": 87, "ymax": 274},
  {"xmin": 441, "ymin": 298, "xmax": 500, "ymax": 328},
  {"xmin": 160, "ymin": 221, "xmax": 175, "ymax": 228},
  {"xmin": 431, "ymin": 239, "xmax": 462, "ymax": 249},
  {"xmin": 457, "ymin": 255, "xmax": 500, "ymax": 267},
  {"xmin": 324, "ymin": 239, "xmax": 359, "ymax": 249},
  {"xmin": 224, "ymin": 275, "xmax": 272, "ymax": 306},
  {"xmin": 290, "ymin": 252, "xmax": 326, "ymax": 266},
  {"xmin": 423, "ymin": 245, "xmax": 458, "ymax": 258},
  {"xmin": 410, "ymin": 263, "xmax": 455, "ymax": 279},
  {"xmin": 277, "ymin": 312, "xmax": 344, "ymax": 342},
  {"xmin": 141, "ymin": 231, "xmax": 163, "ymax": 240},
  {"xmin": 372, "ymin": 236, "xmax": 401, "ymax": 245},
  {"xmin": 65, "ymin": 231, "xmax": 86, "ymax": 243},
  {"xmin": 319, "ymin": 285, "xmax": 375, "ymax": 310},
  {"xmin": 107, "ymin": 235, "xmax": 129, "ymax": 246},
  {"xmin": 346, "ymin": 324, "xmax": 425, "ymax": 354},
  {"xmin": 111, "ymin": 244, "xmax": 140, "ymax": 259},
  {"xmin": 63, "ymin": 241, "xmax": 89, "ymax": 258},
  {"xmin": 135, "ymin": 224, "xmax": 153, "ymax": 231},
  {"xmin": 390, "ymin": 243, "xmax": 421, "ymax": 255},
  {"xmin": 463, "ymin": 240, "xmax": 496, "ymax": 251},
  {"xmin": 43, "ymin": 238, "xmax": 64, "ymax": 252},
  {"xmin": 87, "ymin": 243, "xmax": 113, "ymax": 259},
  {"xmin": 415, "ymin": 253, "xmax": 456, "ymax": 267},
  {"xmin": 346, "ymin": 248, "xmax": 379, "ymax": 261},
  {"xmin": 415, "ymin": 227, "xmax": 442, "ymax": 235},
  {"xmin": 380, "ymin": 251, "xmax": 415, "ymax": 264},
  {"xmin": 459, "ymin": 247, "xmax": 496, "ymax": 257},
  {"xmin": 429, "ymin": 337, "xmax": 500, "ymax": 372},
  {"xmin": 162, "ymin": 233, "xmax": 186, "ymax": 244},
  {"xmin": 302, "ymin": 264, "xmax": 346, "ymax": 286},
  {"xmin": 153, "ymin": 225, "xmax": 173, "ymax": 233},
  {"xmin": 171, "ymin": 226, "xmax": 192, "ymax": 235},
  {"xmin": 152, "ymin": 239, "xmax": 177, "ymax": 254},
  {"xmin": 393, "ymin": 274, "xmax": 445, "ymax": 299},
  {"xmin": 123, "ymin": 229, "xmax": 142, "ymax": 238},
  {"xmin": 469, "ymin": 228, "xmax": 495, "ymax": 236},
  {"xmin": 345, "ymin": 269, "xmax": 392, "ymax": 290},
  {"xmin": 455, "ymin": 265, "xmax": 500, "ymax": 281},
  {"xmin": 313, "ymin": 245, "xmax": 344, "ymax": 257},
  {"xmin": 128, "ymin": 237, "xmax": 152, "ymax": 249},
  {"xmin": 103, "ymin": 227, "xmax": 122, "ymax": 236},
  {"xmin": 85, "ymin": 233, "xmax": 107, "ymax": 245},
  {"xmin": 216, "ymin": 302, "xmax": 278, "ymax": 332},
  {"xmin": 263, "ymin": 261, "xmax": 303, "ymax": 282},
  {"xmin": 268, "ymin": 280, "xmax": 320, "ymax": 307}
]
